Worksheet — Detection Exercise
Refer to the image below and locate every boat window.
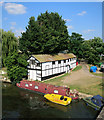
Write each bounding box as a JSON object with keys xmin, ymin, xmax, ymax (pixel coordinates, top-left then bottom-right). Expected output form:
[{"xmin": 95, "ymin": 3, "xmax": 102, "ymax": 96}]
[
  {"xmin": 91, "ymin": 98, "xmax": 99, "ymax": 105},
  {"xmin": 92, "ymin": 98, "xmax": 97, "ymax": 103},
  {"xmin": 45, "ymin": 88, "xmax": 47, "ymax": 90},
  {"xmin": 54, "ymin": 90, "xmax": 58, "ymax": 93},
  {"xmin": 64, "ymin": 98, "xmax": 67, "ymax": 101},
  {"xmin": 60, "ymin": 96, "xmax": 64, "ymax": 100},
  {"xmin": 34, "ymin": 86, "xmax": 38, "ymax": 89},
  {"xmin": 25, "ymin": 84, "xmax": 29, "ymax": 87}
]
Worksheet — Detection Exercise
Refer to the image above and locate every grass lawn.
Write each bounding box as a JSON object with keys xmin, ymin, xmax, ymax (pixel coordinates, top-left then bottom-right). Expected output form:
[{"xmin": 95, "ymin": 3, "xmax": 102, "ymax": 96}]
[
  {"xmin": 44, "ymin": 73, "xmax": 70, "ymax": 86},
  {"xmin": 92, "ymin": 72, "xmax": 103, "ymax": 77},
  {"xmin": 44, "ymin": 64, "xmax": 103, "ymax": 96},
  {"xmin": 72, "ymin": 65, "xmax": 82, "ymax": 71}
]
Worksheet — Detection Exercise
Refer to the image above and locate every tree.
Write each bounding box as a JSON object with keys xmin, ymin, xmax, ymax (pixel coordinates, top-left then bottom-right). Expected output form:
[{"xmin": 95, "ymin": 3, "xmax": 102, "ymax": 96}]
[
  {"xmin": 2, "ymin": 30, "xmax": 18, "ymax": 67},
  {"xmin": 19, "ymin": 11, "xmax": 69, "ymax": 55},
  {"xmin": 68, "ymin": 32, "xmax": 84, "ymax": 58},
  {"xmin": 90, "ymin": 37, "xmax": 103, "ymax": 56},
  {"xmin": 37, "ymin": 11, "xmax": 69, "ymax": 54},
  {"xmin": 19, "ymin": 17, "xmax": 42, "ymax": 55},
  {"xmin": 82, "ymin": 37, "xmax": 103, "ymax": 65},
  {"xmin": 6, "ymin": 51, "xmax": 28, "ymax": 84},
  {"xmin": 0, "ymin": 29, "xmax": 2, "ymax": 67}
]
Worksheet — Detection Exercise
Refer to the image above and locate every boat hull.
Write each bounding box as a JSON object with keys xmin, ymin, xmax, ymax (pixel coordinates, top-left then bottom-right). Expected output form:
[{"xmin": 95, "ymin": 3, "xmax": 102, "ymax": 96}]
[
  {"xmin": 16, "ymin": 80, "xmax": 79, "ymax": 100},
  {"xmin": 83, "ymin": 97, "xmax": 101, "ymax": 110},
  {"xmin": 44, "ymin": 94, "xmax": 72, "ymax": 106}
]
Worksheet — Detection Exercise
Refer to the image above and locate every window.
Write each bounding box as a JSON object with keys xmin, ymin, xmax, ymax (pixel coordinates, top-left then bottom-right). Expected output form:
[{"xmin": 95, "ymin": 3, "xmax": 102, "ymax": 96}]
[
  {"xmin": 54, "ymin": 90, "xmax": 58, "ymax": 93},
  {"xmin": 25, "ymin": 84, "xmax": 29, "ymax": 87},
  {"xmin": 30, "ymin": 84, "xmax": 32, "ymax": 86},
  {"xmin": 52, "ymin": 61, "xmax": 55, "ymax": 64},
  {"xmin": 68, "ymin": 59, "xmax": 69, "ymax": 62},
  {"xmin": 45, "ymin": 88, "xmax": 47, "ymax": 90},
  {"xmin": 60, "ymin": 96, "xmax": 64, "ymax": 100},
  {"xmin": 58, "ymin": 60, "xmax": 61, "ymax": 64},
  {"xmin": 31, "ymin": 60, "xmax": 35, "ymax": 65},
  {"xmin": 37, "ymin": 63, "xmax": 40, "ymax": 67},
  {"xmin": 64, "ymin": 60, "xmax": 66, "ymax": 63},
  {"xmin": 64, "ymin": 98, "xmax": 67, "ymax": 101},
  {"xmin": 34, "ymin": 86, "xmax": 38, "ymax": 89}
]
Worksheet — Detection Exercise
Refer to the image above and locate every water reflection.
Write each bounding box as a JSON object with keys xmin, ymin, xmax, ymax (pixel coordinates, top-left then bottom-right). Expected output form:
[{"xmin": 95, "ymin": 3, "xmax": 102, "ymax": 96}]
[{"xmin": 2, "ymin": 83, "xmax": 98, "ymax": 119}]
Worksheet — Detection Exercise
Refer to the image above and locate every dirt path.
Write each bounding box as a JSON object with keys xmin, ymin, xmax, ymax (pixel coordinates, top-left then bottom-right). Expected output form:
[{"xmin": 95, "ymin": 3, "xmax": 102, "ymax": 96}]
[
  {"xmin": 55, "ymin": 63, "xmax": 103, "ymax": 95},
  {"xmin": 63, "ymin": 63, "xmax": 102, "ymax": 85}
]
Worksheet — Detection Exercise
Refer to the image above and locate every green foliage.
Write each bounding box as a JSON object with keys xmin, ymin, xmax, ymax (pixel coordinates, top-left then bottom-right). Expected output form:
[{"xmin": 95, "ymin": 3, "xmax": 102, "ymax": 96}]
[
  {"xmin": 6, "ymin": 51, "xmax": 28, "ymax": 84},
  {"xmin": 83, "ymin": 37, "xmax": 103, "ymax": 65},
  {"xmin": 68, "ymin": 32, "xmax": 84, "ymax": 58},
  {"xmin": 19, "ymin": 17, "xmax": 42, "ymax": 55},
  {"xmin": 72, "ymin": 65, "xmax": 82, "ymax": 71},
  {"xmin": 2, "ymin": 29, "xmax": 18, "ymax": 67},
  {"xmin": 19, "ymin": 11, "xmax": 69, "ymax": 54},
  {"xmin": 0, "ymin": 29, "xmax": 2, "ymax": 68}
]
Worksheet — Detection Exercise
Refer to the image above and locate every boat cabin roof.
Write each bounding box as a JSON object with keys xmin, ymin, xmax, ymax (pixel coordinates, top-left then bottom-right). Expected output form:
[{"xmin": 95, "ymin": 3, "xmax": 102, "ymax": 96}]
[{"xmin": 91, "ymin": 95, "xmax": 104, "ymax": 107}]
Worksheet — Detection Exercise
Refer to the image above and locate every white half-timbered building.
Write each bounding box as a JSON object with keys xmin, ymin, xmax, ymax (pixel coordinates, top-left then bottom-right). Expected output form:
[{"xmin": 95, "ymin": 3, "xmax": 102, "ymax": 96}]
[{"xmin": 27, "ymin": 53, "xmax": 77, "ymax": 81}]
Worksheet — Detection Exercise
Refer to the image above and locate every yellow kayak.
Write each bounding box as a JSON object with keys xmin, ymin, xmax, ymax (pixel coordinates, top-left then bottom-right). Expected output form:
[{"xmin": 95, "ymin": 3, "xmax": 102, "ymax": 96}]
[{"xmin": 44, "ymin": 94, "xmax": 72, "ymax": 106}]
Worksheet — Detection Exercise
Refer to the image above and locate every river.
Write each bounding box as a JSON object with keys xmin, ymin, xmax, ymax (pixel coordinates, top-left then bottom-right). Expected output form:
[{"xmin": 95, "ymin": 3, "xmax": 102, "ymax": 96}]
[{"xmin": 2, "ymin": 83, "xmax": 99, "ymax": 119}]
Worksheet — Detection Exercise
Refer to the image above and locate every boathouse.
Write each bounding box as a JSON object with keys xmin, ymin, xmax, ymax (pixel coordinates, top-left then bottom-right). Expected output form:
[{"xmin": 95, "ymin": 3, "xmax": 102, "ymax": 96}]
[{"xmin": 27, "ymin": 53, "xmax": 77, "ymax": 81}]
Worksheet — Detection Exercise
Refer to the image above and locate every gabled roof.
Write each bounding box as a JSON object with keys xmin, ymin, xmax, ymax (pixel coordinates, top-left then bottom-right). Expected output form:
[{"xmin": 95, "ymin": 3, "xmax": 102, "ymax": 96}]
[{"xmin": 32, "ymin": 53, "xmax": 76, "ymax": 63}]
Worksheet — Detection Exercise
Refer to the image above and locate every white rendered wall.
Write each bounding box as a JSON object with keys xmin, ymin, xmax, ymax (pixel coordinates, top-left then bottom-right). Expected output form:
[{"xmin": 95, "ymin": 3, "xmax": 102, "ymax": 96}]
[{"xmin": 28, "ymin": 56, "xmax": 77, "ymax": 80}]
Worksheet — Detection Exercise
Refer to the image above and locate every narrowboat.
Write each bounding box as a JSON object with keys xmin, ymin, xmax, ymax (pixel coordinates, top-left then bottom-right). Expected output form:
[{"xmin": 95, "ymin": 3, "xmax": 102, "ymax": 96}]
[
  {"xmin": 83, "ymin": 95, "xmax": 104, "ymax": 110},
  {"xmin": 16, "ymin": 80, "xmax": 79, "ymax": 100},
  {"xmin": 44, "ymin": 94, "xmax": 72, "ymax": 106}
]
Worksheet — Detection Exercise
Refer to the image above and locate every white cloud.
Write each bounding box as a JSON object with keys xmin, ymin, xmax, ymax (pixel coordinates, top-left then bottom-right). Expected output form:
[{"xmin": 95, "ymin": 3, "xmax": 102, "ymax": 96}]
[
  {"xmin": 87, "ymin": 29, "xmax": 95, "ymax": 32},
  {"xmin": 83, "ymin": 29, "xmax": 95, "ymax": 33},
  {"xmin": 64, "ymin": 19, "xmax": 72, "ymax": 22},
  {"xmin": 10, "ymin": 26, "xmax": 15, "ymax": 30},
  {"xmin": 10, "ymin": 22, "xmax": 16, "ymax": 26},
  {"xmin": 77, "ymin": 11, "xmax": 87, "ymax": 16},
  {"xmin": 67, "ymin": 25, "xmax": 74, "ymax": 29},
  {"xmin": 5, "ymin": 3, "xmax": 26, "ymax": 14}
]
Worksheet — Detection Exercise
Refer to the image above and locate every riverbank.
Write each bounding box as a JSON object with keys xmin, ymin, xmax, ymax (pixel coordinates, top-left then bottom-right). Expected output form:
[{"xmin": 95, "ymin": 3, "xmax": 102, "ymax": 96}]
[{"xmin": 96, "ymin": 107, "xmax": 104, "ymax": 119}]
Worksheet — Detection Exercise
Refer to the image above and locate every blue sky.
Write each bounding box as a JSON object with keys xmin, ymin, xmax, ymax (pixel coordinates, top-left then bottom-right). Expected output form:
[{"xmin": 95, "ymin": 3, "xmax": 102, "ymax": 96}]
[{"xmin": 1, "ymin": 2, "xmax": 102, "ymax": 40}]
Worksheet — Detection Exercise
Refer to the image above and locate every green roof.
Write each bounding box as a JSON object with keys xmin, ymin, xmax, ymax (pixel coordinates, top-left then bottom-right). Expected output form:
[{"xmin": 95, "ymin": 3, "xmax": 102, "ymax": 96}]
[{"xmin": 32, "ymin": 53, "xmax": 76, "ymax": 63}]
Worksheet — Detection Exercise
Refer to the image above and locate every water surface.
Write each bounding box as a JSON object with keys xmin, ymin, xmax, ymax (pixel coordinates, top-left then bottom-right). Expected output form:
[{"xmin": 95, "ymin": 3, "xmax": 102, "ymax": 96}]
[{"xmin": 2, "ymin": 83, "xmax": 99, "ymax": 119}]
